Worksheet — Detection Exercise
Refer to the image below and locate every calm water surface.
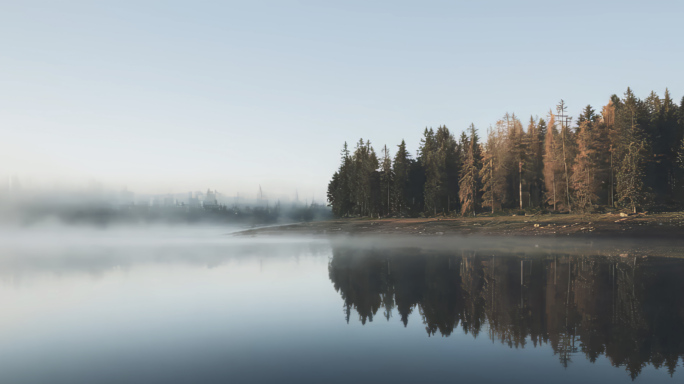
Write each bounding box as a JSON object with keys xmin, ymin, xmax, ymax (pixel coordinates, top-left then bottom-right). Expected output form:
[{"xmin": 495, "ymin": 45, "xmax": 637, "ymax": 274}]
[{"xmin": 0, "ymin": 228, "xmax": 683, "ymax": 383}]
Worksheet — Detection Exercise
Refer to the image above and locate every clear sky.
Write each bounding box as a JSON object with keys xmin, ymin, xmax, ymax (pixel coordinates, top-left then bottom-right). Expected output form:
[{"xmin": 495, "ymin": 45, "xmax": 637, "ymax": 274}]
[{"xmin": 2, "ymin": 1, "xmax": 683, "ymax": 201}]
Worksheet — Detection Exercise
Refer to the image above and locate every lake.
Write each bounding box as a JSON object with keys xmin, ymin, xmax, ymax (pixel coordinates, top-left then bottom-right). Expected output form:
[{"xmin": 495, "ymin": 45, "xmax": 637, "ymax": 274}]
[{"xmin": 0, "ymin": 227, "xmax": 682, "ymax": 383}]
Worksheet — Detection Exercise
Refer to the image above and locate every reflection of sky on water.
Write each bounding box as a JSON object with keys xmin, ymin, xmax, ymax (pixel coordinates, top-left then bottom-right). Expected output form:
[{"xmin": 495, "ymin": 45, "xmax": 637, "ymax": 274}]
[{"xmin": 0, "ymin": 230, "xmax": 680, "ymax": 383}]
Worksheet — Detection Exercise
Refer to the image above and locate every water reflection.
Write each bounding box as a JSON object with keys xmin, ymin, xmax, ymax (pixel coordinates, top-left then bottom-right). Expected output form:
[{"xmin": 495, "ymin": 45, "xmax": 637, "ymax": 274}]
[{"xmin": 329, "ymin": 247, "xmax": 684, "ymax": 379}]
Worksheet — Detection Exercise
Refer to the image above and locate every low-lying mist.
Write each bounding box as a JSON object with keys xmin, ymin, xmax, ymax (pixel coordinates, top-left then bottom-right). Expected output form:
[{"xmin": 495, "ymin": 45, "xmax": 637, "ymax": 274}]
[
  {"xmin": 0, "ymin": 188, "xmax": 332, "ymax": 229},
  {"xmin": 3, "ymin": 224, "xmax": 682, "ymax": 281},
  {"xmin": 0, "ymin": 226, "xmax": 330, "ymax": 278}
]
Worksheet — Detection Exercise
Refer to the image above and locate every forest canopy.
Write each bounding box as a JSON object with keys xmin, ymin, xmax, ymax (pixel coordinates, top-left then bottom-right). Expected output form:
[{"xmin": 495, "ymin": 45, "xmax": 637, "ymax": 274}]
[{"xmin": 327, "ymin": 88, "xmax": 684, "ymax": 217}]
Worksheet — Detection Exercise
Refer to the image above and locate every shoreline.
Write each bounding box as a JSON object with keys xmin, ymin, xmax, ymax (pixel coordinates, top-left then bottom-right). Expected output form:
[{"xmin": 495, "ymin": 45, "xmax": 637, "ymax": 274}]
[{"xmin": 236, "ymin": 212, "xmax": 684, "ymax": 240}]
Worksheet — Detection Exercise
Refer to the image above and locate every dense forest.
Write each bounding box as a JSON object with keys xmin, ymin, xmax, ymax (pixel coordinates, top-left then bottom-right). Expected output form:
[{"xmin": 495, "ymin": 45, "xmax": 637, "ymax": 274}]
[{"xmin": 327, "ymin": 88, "xmax": 684, "ymax": 217}]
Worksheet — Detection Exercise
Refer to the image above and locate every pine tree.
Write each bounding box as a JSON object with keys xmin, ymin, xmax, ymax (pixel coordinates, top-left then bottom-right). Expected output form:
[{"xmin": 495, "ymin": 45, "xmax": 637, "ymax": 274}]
[
  {"xmin": 393, "ymin": 140, "xmax": 411, "ymax": 215},
  {"xmin": 556, "ymin": 100, "xmax": 574, "ymax": 212},
  {"xmin": 675, "ymin": 135, "xmax": 684, "ymax": 202},
  {"xmin": 644, "ymin": 90, "xmax": 671, "ymax": 200},
  {"xmin": 406, "ymin": 157, "xmax": 426, "ymax": 214},
  {"xmin": 487, "ymin": 113, "xmax": 529, "ymax": 209},
  {"xmin": 468, "ymin": 124, "xmax": 482, "ymax": 205},
  {"xmin": 435, "ymin": 126, "xmax": 459, "ymax": 214},
  {"xmin": 678, "ymin": 96, "xmax": 684, "ymax": 201},
  {"xmin": 659, "ymin": 89, "xmax": 680, "ymax": 199},
  {"xmin": 419, "ymin": 128, "xmax": 439, "ymax": 215},
  {"xmin": 613, "ymin": 88, "xmax": 651, "ymax": 213},
  {"xmin": 480, "ymin": 127, "xmax": 505, "ymax": 213},
  {"xmin": 366, "ymin": 140, "xmax": 380, "ymax": 216},
  {"xmin": 524, "ymin": 117, "xmax": 545, "ymax": 208},
  {"xmin": 586, "ymin": 105, "xmax": 611, "ymax": 206},
  {"xmin": 577, "ymin": 105, "xmax": 598, "ymax": 126},
  {"xmin": 459, "ymin": 124, "xmax": 481, "ymax": 216},
  {"xmin": 351, "ymin": 139, "xmax": 379, "ymax": 216},
  {"xmin": 617, "ymin": 141, "xmax": 647, "ymax": 213},
  {"xmin": 543, "ymin": 112, "xmax": 562, "ymax": 210},
  {"xmin": 603, "ymin": 98, "xmax": 618, "ymax": 206},
  {"xmin": 380, "ymin": 145, "xmax": 394, "ymax": 216},
  {"xmin": 509, "ymin": 114, "xmax": 527, "ymax": 210},
  {"xmin": 327, "ymin": 171, "xmax": 340, "ymax": 213},
  {"xmin": 571, "ymin": 118, "xmax": 599, "ymax": 211},
  {"xmin": 327, "ymin": 142, "xmax": 353, "ymax": 217},
  {"xmin": 677, "ymin": 137, "xmax": 684, "ymax": 170},
  {"xmin": 497, "ymin": 114, "xmax": 514, "ymax": 207}
]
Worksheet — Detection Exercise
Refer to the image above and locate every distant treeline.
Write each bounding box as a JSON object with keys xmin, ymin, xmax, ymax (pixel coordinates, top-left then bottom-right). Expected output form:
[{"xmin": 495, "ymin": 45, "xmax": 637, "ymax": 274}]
[
  {"xmin": 0, "ymin": 201, "xmax": 331, "ymax": 227},
  {"xmin": 327, "ymin": 88, "xmax": 684, "ymax": 217}
]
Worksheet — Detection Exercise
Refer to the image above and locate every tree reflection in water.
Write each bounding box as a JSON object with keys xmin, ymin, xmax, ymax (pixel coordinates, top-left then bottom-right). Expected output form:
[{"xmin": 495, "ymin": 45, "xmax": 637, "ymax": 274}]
[{"xmin": 328, "ymin": 246, "xmax": 684, "ymax": 379}]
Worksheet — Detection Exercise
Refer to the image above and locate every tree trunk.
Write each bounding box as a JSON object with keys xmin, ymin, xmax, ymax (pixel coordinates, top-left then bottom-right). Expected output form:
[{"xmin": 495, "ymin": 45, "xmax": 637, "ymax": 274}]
[
  {"xmin": 610, "ymin": 146, "xmax": 614, "ymax": 207},
  {"xmin": 553, "ymin": 173, "xmax": 556, "ymax": 211},
  {"xmin": 561, "ymin": 127, "xmax": 571, "ymax": 212},
  {"xmin": 491, "ymin": 159, "xmax": 494, "ymax": 214},
  {"xmin": 519, "ymin": 161, "xmax": 523, "ymax": 211}
]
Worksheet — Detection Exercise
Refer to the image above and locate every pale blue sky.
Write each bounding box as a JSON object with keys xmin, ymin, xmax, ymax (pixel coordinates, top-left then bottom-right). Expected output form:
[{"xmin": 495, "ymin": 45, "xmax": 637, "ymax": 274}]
[{"xmin": 1, "ymin": 1, "xmax": 682, "ymax": 200}]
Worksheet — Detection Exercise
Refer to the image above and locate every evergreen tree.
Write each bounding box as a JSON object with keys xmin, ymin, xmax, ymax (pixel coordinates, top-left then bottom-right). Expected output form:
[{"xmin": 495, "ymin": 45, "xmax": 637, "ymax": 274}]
[
  {"xmin": 543, "ymin": 112, "xmax": 562, "ymax": 210},
  {"xmin": 327, "ymin": 171, "xmax": 340, "ymax": 213},
  {"xmin": 480, "ymin": 126, "xmax": 505, "ymax": 213},
  {"xmin": 556, "ymin": 100, "xmax": 574, "ymax": 212},
  {"xmin": 677, "ymin": 137, "xmax": 684, "ymax": 170},
  {"xmin": 617, "ymin": 141, "xmax": 648, "ymax": 213},
  {"xmin": 419, "ymin": 128, "xmax": 440, "ymax": 215},
  {"xmin": 489, "ymin": 113, "xmax": 529, "ymax": 209},
  {"xmin": 459, "ymin": 124, "xmax": 481, "ymax": 216},
  {"xmin": 589, "ymin": 106, "xmax": 611, "ymax": 206},
  {"xmin": 393, "ymin": 140, "xmax": 411, "ymax": 215},
  {"xmin": 406, "ymin": 157, "xmax": 426, "ymax": 215},
  {"xmin": 645, "ymin": 88, "xmax": 682, "ymax": 203},
  {"xmin": 458, "ymin": 131, "xmax": 468, "ymax": 156},
  {"xmin": 508, "ymin": 114, "xmax": 527, "ymax": 210},
  {"xmin": 351, "ymin": 139, "xmax": 379, "ymax": 216},
  {"xmin": 435, "ymin": 126, "xmax": 460, "ymax": 214},
  {"xmin": 380, "ymin": 145, "xmax": 394, "ymax": 216},
  {"xmin": 613, "ymin": 88, "xmax": 651, "ymax": 212},
  {"xmin": 577, "ymin": 104, "xmax": 598, "ymax": 126},
  {"xmin": 675, "ymin": 136, "xmax": 684, "ymax": 202},
  {"xmin": 656, "ymin": 89, "xmax": 680, "ymax": 200},
  {"xmin": 327, "ymin": 142, "xmax": 353, "ymax": 216},
  {"xmin": 497, "ymin": 114, "xmax": 515, "ymax": 207},
  {"xmin": 571, "ymin": 118, "xmax": 599, "ymax": 211},
  {"xmin": 524, "ymin": 117, "xmax": 546, "ymax": 208},
  {"xmin": 603, "ymin": 98, "xmax": 618, "ymax": 206},
  {"xmin": 644, "ymin": 90, "xmax": 671, "ymax": 201}
]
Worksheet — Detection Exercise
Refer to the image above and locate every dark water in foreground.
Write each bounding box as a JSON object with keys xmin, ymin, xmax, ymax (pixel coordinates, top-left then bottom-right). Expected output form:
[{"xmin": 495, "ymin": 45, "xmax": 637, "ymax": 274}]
[{"xmin": 1, "ymin": 230, "xmax": 683, "ymax": 383}]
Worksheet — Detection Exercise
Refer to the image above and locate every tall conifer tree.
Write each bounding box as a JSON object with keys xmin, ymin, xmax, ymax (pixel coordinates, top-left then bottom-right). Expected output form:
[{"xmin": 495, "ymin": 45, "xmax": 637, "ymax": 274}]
[
  {"xmin": 419, "ymin": 128, "xmax": 439, "ymax": 215},
  {"xmin": 480, "ymin": 126, "xmax": 505, "ymax": 213},
  {"xmin": 380, "ymin": 145, "xmax": 394, "ymax": 216},
  {"xmin": 617, "ymin": 141, "xmax": 647, "ymax": 213},
  {"xmin": 459, "ymin": 124, "xmax": 481, "ymax": 216},
  {"xmin": 543, "ymin": 112, "xmax": 562, "ymax": 210},
  {"xmin": 393, "ymin": 140, "xmax": 411, "ymax": 215},
  {"xmin": 572, "ymin": 117, "xmax": 599, "ymax": 211}
]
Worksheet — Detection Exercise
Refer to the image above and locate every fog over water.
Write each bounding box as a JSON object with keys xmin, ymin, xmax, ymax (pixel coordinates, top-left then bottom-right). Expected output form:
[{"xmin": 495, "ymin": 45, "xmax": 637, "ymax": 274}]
[{"xmin": 0, "ymin": 227, "xmax": 683, "ymax": 383}]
